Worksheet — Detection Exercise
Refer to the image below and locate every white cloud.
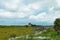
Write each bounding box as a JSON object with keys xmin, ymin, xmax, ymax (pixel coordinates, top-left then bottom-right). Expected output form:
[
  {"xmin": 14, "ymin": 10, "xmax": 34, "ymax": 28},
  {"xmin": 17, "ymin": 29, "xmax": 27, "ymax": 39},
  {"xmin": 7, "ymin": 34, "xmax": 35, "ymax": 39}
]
[
  {"xmin": 2, "ymin": 0, "xmax": 23, "ymax": 10},
  {"xmin": 29, "ymin": 12, "xmax": 49, "ymax": 22},
  {"xmin": 16, "ymin": 13, "xmax": 27, "ymax": 18},
  {"xmin": 18, "ymin": 2, "xmax": 41, "ymax": 12},
  {"xmin": 4, "ymin": 2, "xmax": 17, "ymax": 10},
  {"xmin": 19, "ymin": 5, "xmax": 31, "ymax": 12},
  {"xmin": 28, "ymin": 3, "xmax": 41, "ymax": 10},
  {"xmin": 0, "ymin": 9, "xmax": 27, "ymax": 18},
  {"xmin": 0, "ymin": 9, "xmax": 13, "ymax": 18},
  {"xmin": 55, "ymin": 0, "xmax": 60, "ymax": 7}
]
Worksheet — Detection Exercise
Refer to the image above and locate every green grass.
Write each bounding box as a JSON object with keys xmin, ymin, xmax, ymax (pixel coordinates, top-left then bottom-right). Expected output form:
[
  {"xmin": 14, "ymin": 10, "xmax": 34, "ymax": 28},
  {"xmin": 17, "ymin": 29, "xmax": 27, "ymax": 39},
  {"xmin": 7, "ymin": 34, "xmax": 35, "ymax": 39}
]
[{"xmin": 38, "ymin": 28, "xmax": 60, "ymax": 40}]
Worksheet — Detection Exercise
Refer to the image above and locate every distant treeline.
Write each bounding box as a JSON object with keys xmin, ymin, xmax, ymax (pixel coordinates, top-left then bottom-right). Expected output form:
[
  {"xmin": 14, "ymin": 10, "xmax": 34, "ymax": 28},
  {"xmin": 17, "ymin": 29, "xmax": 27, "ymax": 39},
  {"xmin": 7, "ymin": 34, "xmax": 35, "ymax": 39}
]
[
  {"xmin": 0, "ymin": 25, "xmax": 53, "ymax": 28},
  {"xmin": 0, "ymin": 25, "xmax": 25, "ymax": 28}
]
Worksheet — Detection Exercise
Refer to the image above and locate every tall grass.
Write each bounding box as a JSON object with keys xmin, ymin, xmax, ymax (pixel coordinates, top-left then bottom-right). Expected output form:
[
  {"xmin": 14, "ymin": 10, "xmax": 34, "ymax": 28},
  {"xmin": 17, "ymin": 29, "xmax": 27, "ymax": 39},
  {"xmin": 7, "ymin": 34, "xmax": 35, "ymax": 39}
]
[{"xmin": 0, "ymin": 27, "xmax": 34, "ymax": 40}]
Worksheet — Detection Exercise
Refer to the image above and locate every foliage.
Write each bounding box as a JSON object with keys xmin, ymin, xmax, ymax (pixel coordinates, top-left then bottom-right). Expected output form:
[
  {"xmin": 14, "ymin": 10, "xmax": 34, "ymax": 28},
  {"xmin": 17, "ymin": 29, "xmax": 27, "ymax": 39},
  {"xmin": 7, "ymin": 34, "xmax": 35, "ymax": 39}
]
[{"xmin": 54, "ymin": 18, "xmax": 60, "ymax": 32}]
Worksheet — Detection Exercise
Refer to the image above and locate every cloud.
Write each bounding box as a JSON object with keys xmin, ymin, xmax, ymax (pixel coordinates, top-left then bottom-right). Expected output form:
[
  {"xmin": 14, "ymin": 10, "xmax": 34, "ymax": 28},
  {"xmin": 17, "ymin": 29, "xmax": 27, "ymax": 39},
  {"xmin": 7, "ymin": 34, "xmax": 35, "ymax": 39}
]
[
  {"xmin": 29, "ymin": 12, "xmax": 48, "ymax": 22},
  {"xmin": 29, "ymin": 6, "xmax": 60, "ymax": 22},
  {"xmin": 55, "ymin": 0, "xmax": 60, "ymax": 7},
  {"xmin": 28, "ymin": 3, "xmax": 41, "ymax": 10},
  {"xmin": 0, "ymin": 9, "xmax": 28, "ymax": 18},
  {"xmin": 0, "ymin": 0, "xmax": 60, "ymax": 25},
  {"xmin": 0, "ymin": 9, "xmax": 13, "ymax": 18},
  {"xmin": 0, "ymin": 0, "xmax": 23, "ymax": 10}
]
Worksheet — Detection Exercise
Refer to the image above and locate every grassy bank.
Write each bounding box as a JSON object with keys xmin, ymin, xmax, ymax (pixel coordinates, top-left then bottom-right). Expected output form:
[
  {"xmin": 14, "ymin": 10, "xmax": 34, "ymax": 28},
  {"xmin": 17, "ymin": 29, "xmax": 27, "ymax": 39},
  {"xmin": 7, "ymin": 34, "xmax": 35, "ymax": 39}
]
[{"xmin": 16, "ymin": 28, "xmax": 60, "ymax": 40}]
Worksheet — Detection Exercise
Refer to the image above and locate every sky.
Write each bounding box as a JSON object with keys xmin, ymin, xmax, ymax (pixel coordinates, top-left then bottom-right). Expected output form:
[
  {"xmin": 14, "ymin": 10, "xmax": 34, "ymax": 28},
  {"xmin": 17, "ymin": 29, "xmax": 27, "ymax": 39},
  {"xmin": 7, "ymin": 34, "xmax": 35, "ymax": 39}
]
[{"xmin": 0, "ymin": 0, "xmax": 60, "ymax": 25}]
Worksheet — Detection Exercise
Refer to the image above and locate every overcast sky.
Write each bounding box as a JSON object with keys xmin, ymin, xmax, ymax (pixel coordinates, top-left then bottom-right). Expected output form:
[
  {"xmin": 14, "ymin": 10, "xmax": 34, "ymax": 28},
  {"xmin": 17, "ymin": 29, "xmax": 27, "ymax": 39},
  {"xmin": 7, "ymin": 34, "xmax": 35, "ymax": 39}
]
[{"xmin": 0, "ymin": 0, "xmax": 60, "ymax": 25}]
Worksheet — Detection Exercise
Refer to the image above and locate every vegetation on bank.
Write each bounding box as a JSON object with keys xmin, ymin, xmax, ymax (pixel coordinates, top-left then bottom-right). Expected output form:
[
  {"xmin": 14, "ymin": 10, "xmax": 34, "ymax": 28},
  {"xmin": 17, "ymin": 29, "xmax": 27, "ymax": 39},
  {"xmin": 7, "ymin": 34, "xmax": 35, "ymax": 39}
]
[{"xmin": 15, "ymin": 28, "xmax": 60, "ymax": 40}]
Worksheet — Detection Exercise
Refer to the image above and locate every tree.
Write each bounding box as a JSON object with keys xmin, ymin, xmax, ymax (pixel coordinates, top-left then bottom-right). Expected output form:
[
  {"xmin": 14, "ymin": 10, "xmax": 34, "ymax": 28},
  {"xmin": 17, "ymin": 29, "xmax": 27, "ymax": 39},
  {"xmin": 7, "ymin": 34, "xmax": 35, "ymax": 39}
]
[
  {"xmin": 54, "ymin": 18, "xmax": 60, "ymax": 32},
  {"xmin": 28, "ymin": 22, "xmax": 32, "ymax": 27}
]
